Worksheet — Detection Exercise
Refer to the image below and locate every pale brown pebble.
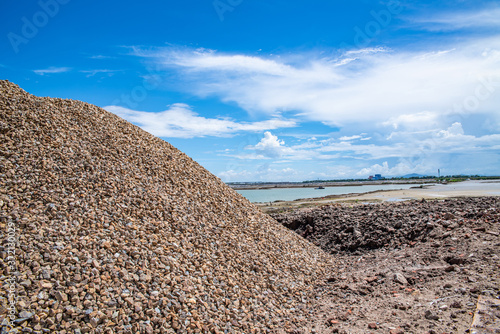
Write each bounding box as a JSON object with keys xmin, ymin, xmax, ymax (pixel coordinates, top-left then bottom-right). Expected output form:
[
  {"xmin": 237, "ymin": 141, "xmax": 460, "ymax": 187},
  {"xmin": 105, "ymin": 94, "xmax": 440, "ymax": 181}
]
[
  {"xmin": 38, "ymin": 281, "xmax": 53, "ymax": 289},
  {"xmin": 55, "ymin": 291, "xmax": 68, "ymax": 302}
]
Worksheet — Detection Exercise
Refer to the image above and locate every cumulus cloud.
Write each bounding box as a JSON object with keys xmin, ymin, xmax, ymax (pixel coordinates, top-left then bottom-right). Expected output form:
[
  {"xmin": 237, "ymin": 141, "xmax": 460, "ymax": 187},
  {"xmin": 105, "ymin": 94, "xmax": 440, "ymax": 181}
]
[
  {"xmin": 438, "ymin": 122, "xmax": 464, "ymax": 138},
  {"xmin": 238, "ymin": 132, "xmax": 332, "ymax": 161},
  {"xmin": 224, "ymin": 122, "xmax": 500, "ymax": 169},
  {"xmin": 104, "ymin": 105, "xmax": 297, "ymax": 138},
  {"xmin": 354, "ymin": 160, "xmax": 437, "ymax": 178},
  {"xmin": 217, "ymin": 121, "xmax": 500, "ymax": 180},
  {"xmin": 248, "ymin": 132, "xmax": 291, "ymax": 158},
  {"xmin": 328, "ymin": 123, "xmax": 500, "ymax": 159}
]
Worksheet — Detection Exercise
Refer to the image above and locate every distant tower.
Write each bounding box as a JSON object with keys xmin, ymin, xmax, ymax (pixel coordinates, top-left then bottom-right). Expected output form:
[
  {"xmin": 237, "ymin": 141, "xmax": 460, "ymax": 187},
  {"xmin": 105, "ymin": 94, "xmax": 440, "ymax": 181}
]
[{"xmin": 438, "ymin": 169, "xmax": 441, "ymax": 178}]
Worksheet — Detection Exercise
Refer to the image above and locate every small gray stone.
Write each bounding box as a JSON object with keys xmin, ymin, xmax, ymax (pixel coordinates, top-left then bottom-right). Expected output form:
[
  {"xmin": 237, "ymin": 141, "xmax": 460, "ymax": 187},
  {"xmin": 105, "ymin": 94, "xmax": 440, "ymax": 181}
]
[
  {"xmin": 19, "ymin": 310, "xmax": 34, "ymax": 319},
  {"xmin": 393, "ymin": 273, "xmax": 408, "ymax": 285},
  {"xmin": 425, "ymin": 310, "xmax": 439, "ymax": 320}
]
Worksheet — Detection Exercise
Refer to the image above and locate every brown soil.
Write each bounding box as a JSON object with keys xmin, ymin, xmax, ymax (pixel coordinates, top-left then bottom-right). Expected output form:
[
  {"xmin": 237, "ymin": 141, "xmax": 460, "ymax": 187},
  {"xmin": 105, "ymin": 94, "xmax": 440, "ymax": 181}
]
[{"xmin": 272, "ymin": 197, "xmax": 500, "ymax": 333}]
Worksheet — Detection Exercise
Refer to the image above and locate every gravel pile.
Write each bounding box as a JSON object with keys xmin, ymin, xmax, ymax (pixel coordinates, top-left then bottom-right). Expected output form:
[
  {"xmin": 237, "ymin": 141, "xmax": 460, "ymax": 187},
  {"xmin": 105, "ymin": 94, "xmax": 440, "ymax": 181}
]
[
  {"xmin": 0, "ymin": 81, "xmax": 331, "ymax": 334},
  {"xmin": 271, "ymin": 197, "xmax": 500, "ymax": 254}
]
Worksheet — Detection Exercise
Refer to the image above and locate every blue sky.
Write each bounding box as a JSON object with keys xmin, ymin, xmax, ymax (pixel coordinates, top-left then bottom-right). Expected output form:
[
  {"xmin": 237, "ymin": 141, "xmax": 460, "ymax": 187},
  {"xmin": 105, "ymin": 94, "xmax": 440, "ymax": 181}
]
[{"xmin": 1, "ymin": 0, "xmax": 499, "ymax": 182}]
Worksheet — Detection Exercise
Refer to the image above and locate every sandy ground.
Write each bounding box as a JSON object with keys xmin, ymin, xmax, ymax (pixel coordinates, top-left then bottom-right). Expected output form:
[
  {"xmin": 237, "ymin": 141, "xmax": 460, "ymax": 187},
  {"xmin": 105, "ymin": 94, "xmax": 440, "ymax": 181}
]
[
  {"xmin": 258, "ymin": 180, "xmax": 500, "ymax": 213},
  {"xmin": 349, "ymin": 180, "xmax": 500, "ymax": 202}
]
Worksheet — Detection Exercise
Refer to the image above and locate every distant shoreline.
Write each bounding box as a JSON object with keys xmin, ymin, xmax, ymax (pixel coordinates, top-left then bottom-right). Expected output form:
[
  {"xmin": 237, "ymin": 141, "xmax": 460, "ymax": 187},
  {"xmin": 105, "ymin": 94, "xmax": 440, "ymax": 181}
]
[
  {"xmin": 254, "ymin": 180, "xmax": 500, "ymax": 213},
  {"xmin": 228, "ymin": 179, "xmax": 437, "ymax": 190}
]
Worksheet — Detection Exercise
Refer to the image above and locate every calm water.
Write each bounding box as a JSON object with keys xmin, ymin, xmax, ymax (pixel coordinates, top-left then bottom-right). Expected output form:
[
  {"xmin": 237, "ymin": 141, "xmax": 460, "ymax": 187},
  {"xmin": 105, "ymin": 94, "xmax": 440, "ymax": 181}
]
[{"xmin": 236, "ymin": 184, "xmax": 419, "ymax": 203}]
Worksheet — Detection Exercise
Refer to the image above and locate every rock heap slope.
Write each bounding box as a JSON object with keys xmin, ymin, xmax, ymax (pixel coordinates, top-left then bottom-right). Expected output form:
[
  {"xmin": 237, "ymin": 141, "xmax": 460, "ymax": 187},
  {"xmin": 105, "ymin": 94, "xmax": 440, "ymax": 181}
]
[{"xmin": 0, "ymin": 81, "xmax": 331, "ymax": 333}]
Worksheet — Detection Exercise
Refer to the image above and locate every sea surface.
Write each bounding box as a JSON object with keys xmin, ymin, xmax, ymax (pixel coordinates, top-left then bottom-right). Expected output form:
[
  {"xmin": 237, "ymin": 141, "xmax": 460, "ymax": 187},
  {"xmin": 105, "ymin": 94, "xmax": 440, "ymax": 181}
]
[{"xmin": 236, "ymin": 184, "xmax": 420, "ymax": 203}]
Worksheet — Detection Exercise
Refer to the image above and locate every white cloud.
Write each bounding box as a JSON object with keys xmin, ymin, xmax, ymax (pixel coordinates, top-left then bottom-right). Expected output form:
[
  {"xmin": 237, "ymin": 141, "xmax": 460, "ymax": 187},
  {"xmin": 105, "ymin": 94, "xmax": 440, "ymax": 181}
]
[
  {"xmin": 218, "ymin": 123, "xmax": 500, "ymax": 180},
  {"xmin": 226, "ymin": 122, "xmax": 499, "ymax": 166},
  {"xmin": 339, "ymin": 135, "xmax": 362, "ymax": 141},
  {"xmin": 239, "ymin": 132, "xmax": 330, "ymax": 161},
  {"xmin": 335, "ymin": 48, "xmax": 390, "ymax": 66},
  {"xmin": 80, "ymin": 69, "xmax": 121, "ymax": 77},
  {"xmin": 356, "ymin": 161, "xmax": 390, "ymax": 176},
  {"xmin": 174, "ymin": 49, "xmax": 292, "ymax": 76},
  {"xmin": 104, "ymin": 105, "xmax": 297, "ymax": 138},
  {"xmin": 231, "ymin": 153, "xmax": 270, "ymax": 160},
  {"xmin": 383, "ymin": 111, "xmax": 441, "ymax": 130},
  {"xmin": 219, "ymin": 166, "xmax": 300, "ymax": 182},
  {"xmin": 354, "ymin": 160, "xmax": 437, "ymax": 178},
  {"xmin": 134, "ymin": 36, "xmax": 500, "ymax": 129},
  {"xmin": 33, "ymin": 67, "xmax": 71, "ymax": 75},
  {"xmin": 314, "ymin": 123, "xmax": 499, "ymax": 167},
  {"xmin": 438, "ymin": 122, "xmax": 464, "ymax": 138},
  {"xmin": 408, "ymin": 7, "xmax": 500, "ymax": 31},
  {"xmin": 248, "ymin": 132, "xmax": 291, "ymax": 158},
  {"xmin": 89, "ymin": 55, "xmax": 116, "ymax": 59},
  {"xmin": 317, "ymin": 140, "xmax": 406, "ymax": 159},
  {"xmin": 338, "ymin": 134, "xmax": 371, "ymax": 141},
  {"xmin": 218, "ymin": 160, "xmax": 435, "ymax": 182},
  {"xmin": 343, "ymin": 47, "xmax": 389, "ymax": 56}
]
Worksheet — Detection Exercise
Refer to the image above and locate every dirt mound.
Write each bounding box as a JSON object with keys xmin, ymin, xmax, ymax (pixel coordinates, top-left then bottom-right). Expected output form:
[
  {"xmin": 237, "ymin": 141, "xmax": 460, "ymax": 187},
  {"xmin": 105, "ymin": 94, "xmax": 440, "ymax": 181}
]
[
  {"xmin": 271, "ymin": 197, "xmax": 499, "ymax": 254},
  {"xmin": 272, "ymin": 197, "xmax": 500, "ymax": 333},
  {"xmin": 0, "ymin": 81, "xmax": 331, "ymax": 333}
]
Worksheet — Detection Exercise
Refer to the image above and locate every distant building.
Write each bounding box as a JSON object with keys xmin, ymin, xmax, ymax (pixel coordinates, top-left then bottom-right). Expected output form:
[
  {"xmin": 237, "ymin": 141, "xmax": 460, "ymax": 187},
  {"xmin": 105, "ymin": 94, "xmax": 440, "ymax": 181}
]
[
  {"xmin": 368, "ymin": 175, "xmax": 374, "ymax": 180},
  {"xmin": 373, "ymin": 174, "xmax": 384, "ymax": 180}
]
